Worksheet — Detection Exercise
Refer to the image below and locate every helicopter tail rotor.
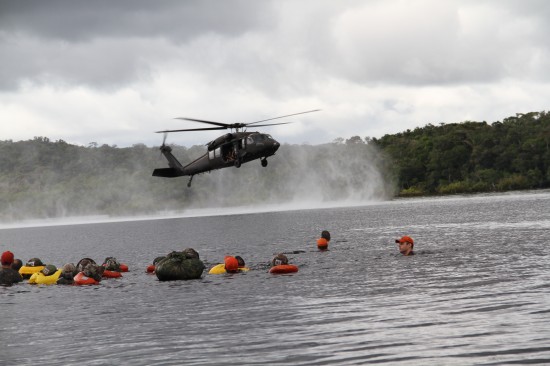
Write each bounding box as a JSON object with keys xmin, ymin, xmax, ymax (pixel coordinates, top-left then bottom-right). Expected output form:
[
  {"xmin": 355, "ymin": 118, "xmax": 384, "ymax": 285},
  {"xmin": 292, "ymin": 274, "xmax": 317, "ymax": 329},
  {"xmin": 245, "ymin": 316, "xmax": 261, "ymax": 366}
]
[{"xmin": 159, "ymin": 132, "xmax": 172, "ymax": 156}]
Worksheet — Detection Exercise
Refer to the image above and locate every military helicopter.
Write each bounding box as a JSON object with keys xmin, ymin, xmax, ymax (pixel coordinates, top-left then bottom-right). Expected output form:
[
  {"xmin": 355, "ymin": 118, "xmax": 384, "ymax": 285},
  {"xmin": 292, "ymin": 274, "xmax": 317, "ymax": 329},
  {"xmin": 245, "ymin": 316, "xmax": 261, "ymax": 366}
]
[{"xmin": 152, "ymin": 109, "xmax": 320, "ymax": 187}]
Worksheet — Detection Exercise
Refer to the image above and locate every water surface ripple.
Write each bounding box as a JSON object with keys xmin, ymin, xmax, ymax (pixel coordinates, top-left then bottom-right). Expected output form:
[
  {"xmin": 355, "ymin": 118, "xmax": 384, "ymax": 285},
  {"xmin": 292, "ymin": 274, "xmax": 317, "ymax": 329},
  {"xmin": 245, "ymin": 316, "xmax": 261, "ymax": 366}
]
[{"xmin": 1, "ymin": 191, "xmax": 550, "ymax": 365}]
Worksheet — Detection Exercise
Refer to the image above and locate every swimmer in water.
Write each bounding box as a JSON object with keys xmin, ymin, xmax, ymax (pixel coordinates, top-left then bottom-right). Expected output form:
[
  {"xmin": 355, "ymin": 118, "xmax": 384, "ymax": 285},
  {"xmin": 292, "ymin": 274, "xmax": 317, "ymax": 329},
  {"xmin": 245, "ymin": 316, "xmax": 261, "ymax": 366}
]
[
  {"xmin": 0, "ymin": 251, "xmax": 23, "ymax": 286},
  {"xmin": 395, "ymin": 236, "xmax": 415, "ymax": 256},
  {"xmin": 271, "ymin": 253, "xmax": 289, "ymax": 266}
]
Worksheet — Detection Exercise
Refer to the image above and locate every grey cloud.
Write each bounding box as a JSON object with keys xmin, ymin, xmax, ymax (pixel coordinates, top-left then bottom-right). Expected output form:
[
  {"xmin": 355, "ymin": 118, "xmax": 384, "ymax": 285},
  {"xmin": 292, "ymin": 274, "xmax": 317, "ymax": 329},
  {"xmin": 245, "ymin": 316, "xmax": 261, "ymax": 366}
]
[
  {"xmin": 0, "ymin": 0, "xmax": 273, "ymax": 42},
  {"xmin": 0, "ymin": 0, "xmax": 276, "ymax": 90},
  {"xmin": 0, "ymin": 34, "xmax": 163, "ymax": 90}
]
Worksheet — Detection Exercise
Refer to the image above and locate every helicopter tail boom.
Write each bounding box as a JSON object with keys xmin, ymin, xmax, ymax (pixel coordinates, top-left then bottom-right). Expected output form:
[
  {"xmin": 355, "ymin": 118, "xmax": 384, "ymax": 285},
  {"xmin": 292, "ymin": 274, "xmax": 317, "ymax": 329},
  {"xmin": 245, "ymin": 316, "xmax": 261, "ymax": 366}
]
[{"xmin": 153, "ymin": 144, "xmax": 188, "ymax": 177}]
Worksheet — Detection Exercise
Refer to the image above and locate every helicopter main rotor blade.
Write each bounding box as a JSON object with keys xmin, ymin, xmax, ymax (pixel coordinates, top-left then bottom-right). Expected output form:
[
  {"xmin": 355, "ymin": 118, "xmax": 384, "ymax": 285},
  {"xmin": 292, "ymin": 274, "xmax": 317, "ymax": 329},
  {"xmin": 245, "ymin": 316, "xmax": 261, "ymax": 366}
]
[
  {"xmin": 247, "ymin": 122, "xmax": 293, "ymax": 128},
  {"xmin": 174, "ymin": 117, "xmax": 228, "ymax": 128},
  {"xmin": 156, "ymin": 127, "xmax": 227, "ymax": 133},
  {"xmin": 246, "ymin": 109, "xmax": 321, "ymax": 126}
]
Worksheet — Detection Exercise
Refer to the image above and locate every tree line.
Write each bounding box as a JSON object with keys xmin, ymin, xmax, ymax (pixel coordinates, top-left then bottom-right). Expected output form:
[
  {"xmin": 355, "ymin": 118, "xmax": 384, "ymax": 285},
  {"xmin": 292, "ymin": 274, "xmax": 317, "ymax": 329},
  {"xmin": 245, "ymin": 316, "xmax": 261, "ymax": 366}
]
[{"xmin": 370, "ymin": 110, "xmax": 550, "ymax": 196}]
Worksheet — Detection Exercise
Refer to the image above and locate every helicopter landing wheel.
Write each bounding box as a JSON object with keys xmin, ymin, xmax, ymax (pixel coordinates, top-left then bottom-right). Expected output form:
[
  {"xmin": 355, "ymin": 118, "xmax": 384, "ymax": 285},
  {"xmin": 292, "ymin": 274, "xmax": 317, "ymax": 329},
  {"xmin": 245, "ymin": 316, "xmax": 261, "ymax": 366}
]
[
  {"xmin": 261, "ymin": 158, "xmax": 268, "ymax": 167},
  {"xmin": 234, "ymin": 159, "xmax": 241, "ymax": 168}
]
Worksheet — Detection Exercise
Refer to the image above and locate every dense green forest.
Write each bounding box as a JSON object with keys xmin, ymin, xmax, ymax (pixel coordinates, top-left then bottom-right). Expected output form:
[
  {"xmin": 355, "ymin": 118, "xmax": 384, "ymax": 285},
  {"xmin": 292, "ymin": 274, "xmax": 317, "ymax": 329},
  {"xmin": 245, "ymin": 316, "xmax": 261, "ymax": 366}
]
[
  {"xmin": 1, "ymin": 110, "xmax": 548, "ymax": 221},
  {"xmin": 372, "ymin": 111, "xmax": 550, "ymax": 195}
]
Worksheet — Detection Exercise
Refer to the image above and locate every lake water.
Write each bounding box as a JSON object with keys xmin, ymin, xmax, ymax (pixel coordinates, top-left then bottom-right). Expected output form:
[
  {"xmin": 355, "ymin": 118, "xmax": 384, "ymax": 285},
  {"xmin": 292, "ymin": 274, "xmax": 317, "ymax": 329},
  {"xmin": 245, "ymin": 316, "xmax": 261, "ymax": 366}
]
[{"xmin": 1, "ymin": 191, "xmax": 550, "ymax": 365}]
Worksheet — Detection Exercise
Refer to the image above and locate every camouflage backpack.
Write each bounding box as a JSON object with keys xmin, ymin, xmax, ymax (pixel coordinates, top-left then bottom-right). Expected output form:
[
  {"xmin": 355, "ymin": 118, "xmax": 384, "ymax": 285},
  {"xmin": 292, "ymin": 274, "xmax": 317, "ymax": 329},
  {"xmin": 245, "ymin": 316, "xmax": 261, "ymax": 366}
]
[
  {"xmin": 83, "ymin": 263, "xmax": 103, "ymax": 281},
  {"xmin": 155, "ymin": 249, "xmax": 205, "ymax": 281},
  {"xmin": 76, "ymin": 258, "xmax": 96, "ymax": 272},
  {"xmin": 41, "ymin": 264, "xmax": 58, "ymax": 276},
  {"xmin": 103, "ymin": 257, "xmax": 121, "ymax": 271},
  {"xmin": 182, "ymin": 248, "xmax": 200, "ymax": 259}
]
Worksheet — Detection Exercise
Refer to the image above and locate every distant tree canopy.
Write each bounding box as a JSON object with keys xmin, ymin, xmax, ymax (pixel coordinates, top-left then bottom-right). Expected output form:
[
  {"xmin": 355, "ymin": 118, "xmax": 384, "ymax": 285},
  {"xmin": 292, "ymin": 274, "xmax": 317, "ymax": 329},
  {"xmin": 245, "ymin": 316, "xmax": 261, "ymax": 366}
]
[
  {"xmin": 371, "ymin": 111, "xmax": 550, "ymax": 196},
  {"xmin": 1, "ymin": 111, "xmax": 548, "ymax": 221}
]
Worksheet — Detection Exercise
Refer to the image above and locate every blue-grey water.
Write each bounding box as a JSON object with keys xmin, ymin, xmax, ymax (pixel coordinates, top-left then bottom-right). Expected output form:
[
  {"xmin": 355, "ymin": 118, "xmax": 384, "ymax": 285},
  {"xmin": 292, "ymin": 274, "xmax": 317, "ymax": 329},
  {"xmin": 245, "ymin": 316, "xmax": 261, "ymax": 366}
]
[{"xmin": 1, "ymin": 191, "xmax": 550, "ymax": 365}]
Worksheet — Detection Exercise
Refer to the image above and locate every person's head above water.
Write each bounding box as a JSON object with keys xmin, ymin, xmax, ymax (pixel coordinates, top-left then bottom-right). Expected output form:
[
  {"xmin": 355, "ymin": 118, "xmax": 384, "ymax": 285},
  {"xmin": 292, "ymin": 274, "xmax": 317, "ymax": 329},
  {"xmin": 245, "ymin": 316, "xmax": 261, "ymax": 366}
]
[
  {"xmin": 224, "ymin": 256, "xmax": 239, "ymax": 273},
  {"xmin": 272, "ymin": 253, "xmax": 288, "ymax": 266},
  {"xmin": 11, "ymin": 258, "xmax": 23, "ymax": 271},
  {"xmin": 1, "ymin": 251, "xmax": 14, "ymax": 266},
  {"xmin": 395, "ymin": 236, "xmax": 414, "ymax": 256}
]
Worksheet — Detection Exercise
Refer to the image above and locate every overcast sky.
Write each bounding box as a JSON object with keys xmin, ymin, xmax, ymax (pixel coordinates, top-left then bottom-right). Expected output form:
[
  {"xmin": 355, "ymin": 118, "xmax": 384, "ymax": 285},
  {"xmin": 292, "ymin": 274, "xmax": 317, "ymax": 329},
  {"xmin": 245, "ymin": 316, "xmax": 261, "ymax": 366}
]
[{"xmin": 1, "ymin": 0, "xmax": 549, "ymax": 148}]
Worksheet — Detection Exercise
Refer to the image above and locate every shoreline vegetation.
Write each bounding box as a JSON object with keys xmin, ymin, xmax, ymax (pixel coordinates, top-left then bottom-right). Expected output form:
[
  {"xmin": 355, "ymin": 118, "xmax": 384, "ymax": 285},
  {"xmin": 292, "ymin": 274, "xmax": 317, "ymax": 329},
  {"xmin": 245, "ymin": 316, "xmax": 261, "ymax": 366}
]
[
  {"xmin": 1, "ymin": 110, "xmax": 548, "ymax": 221},
  {"xmin": 372, "ymin": 111, "xmax": 550, "ymax": 197}
]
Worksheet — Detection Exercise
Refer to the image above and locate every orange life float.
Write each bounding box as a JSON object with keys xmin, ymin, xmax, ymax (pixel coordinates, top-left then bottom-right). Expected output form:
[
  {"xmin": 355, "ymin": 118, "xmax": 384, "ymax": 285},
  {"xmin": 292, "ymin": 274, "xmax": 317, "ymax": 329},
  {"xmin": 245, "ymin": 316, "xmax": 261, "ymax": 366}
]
[
  {"xmin": 317, "ymin": 238, "xmax": 328, "ymax": 250},
  {"xmin": 74, "ymin": 272, "xmax": 100, "ymax": 285},
  {"xmin": 269, "ymin": 264, "xmax": 299, "ymax": 274},
  {"xmin": 102, "ymin": 270, "xmax": 122, "ymax": 278},
  {"xmin": 146, "ymin": 265, "xmax": 155, "ymax": 273},
  {"xmin": 119, "ymin": 263, "xmax": 129, "ymax": 272}
]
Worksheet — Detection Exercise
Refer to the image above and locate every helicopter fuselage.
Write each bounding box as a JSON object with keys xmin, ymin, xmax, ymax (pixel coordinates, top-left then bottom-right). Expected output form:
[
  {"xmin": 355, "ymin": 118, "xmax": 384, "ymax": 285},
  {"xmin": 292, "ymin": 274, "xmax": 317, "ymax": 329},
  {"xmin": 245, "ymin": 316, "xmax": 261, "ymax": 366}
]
[{"xmin": 152, "ymin": 131, "xmax": 280, "ymax": 186}]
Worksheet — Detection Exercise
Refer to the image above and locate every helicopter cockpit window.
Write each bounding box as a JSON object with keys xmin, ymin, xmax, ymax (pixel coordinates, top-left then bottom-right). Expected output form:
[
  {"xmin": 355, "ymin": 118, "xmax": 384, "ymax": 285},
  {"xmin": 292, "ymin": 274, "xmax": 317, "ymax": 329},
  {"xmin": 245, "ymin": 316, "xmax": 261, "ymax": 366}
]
[
  {"xmin": 208, "ymin": 150, "xmax": 215, "ymax": 160},
  {"xmin": 252, "ymin": 134, "xmax": 266, "ymax": 143},
  {"xmin": 247, "ymin": 136, "xmax": 254, "ymax": 145}
]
